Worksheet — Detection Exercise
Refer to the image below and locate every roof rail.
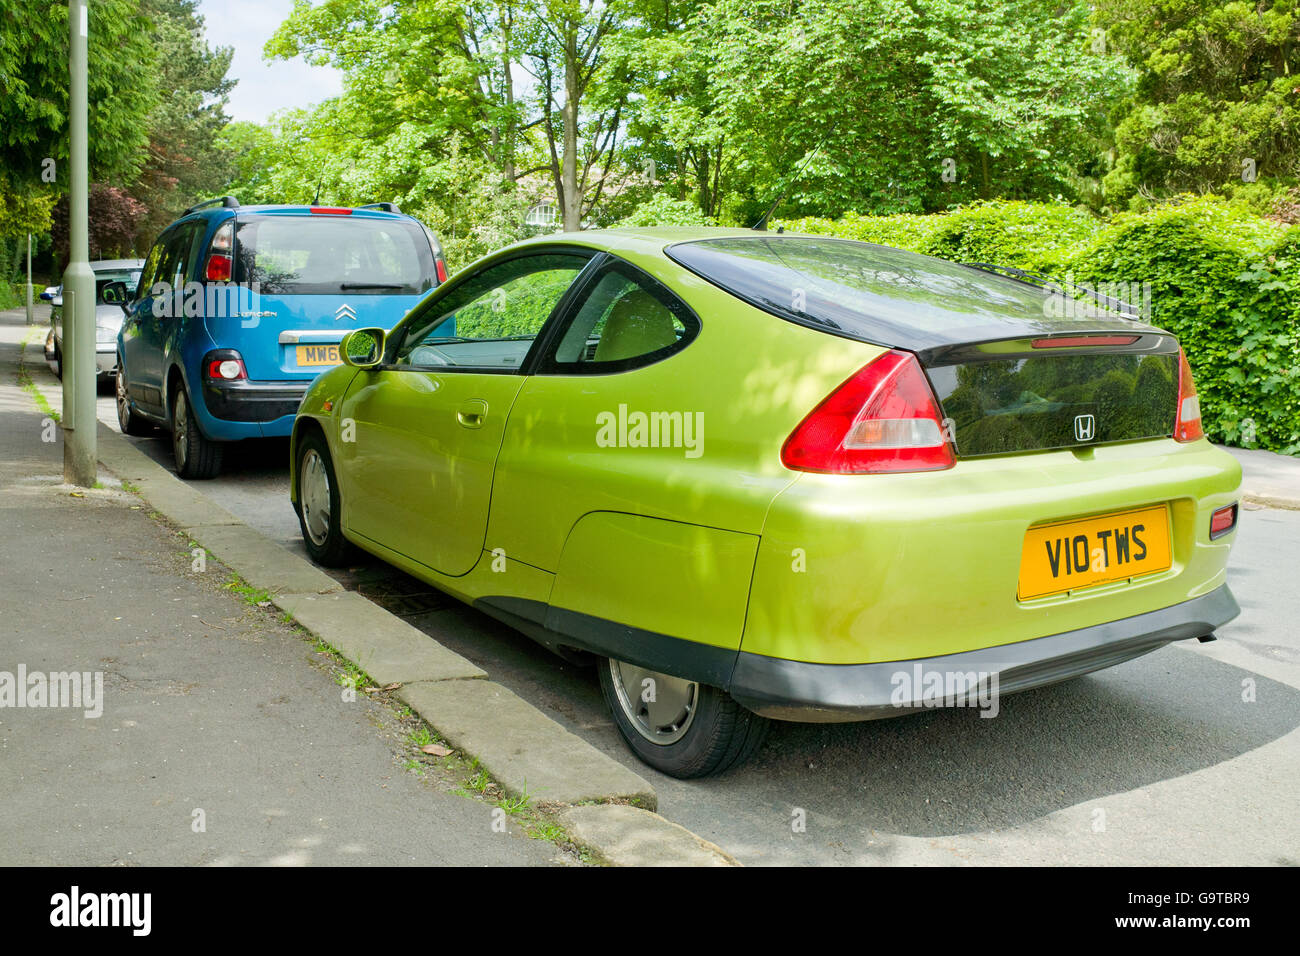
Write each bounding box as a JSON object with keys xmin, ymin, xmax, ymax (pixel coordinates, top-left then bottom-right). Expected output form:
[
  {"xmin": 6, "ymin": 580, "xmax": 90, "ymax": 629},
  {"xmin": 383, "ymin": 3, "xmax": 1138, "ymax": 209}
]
[
  {"xmin": 357, "ymin": 202, "xmax": 401, "ymax": 214},
  {"xmin": 183, "ymin": 196, "xmax": 240, "ymax": 216}
]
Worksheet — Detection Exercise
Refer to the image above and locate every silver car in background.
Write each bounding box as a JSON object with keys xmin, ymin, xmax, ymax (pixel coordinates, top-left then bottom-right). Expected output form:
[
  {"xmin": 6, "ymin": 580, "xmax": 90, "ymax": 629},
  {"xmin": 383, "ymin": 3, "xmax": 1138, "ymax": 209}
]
[{"xmin": 43, "ymin": 258, "xmax": 145, "ymax": 387}]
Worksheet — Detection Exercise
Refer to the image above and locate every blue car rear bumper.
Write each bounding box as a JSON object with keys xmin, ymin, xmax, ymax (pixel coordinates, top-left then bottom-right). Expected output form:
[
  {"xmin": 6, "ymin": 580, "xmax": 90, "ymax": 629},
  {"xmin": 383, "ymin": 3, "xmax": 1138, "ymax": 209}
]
[{"xmin": 193, "ymin": 377, "xmax": 309, "ymax": 439}]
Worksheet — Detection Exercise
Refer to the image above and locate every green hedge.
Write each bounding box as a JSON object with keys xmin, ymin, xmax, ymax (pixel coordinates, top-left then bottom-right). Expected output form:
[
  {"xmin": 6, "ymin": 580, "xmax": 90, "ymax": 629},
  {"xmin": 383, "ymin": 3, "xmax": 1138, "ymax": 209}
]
[
  {"xmin": 779, "ymin": 198, "xmax": 1300, "ymax": 455},
  {"xmin": 0, "ymin": 280, "xmax": 29, "ymax": 310},
  {"xmin": 782, "ymin": 200, "xmax": 1105, "ymax": 273}
]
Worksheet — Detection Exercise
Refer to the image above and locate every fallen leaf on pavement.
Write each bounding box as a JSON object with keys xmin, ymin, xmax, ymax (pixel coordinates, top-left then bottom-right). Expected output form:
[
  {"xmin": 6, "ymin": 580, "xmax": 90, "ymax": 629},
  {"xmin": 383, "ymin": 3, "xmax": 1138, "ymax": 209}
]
[{"xmin": 421, "ymin": 744, "xmax": 452, "ymax": 757}]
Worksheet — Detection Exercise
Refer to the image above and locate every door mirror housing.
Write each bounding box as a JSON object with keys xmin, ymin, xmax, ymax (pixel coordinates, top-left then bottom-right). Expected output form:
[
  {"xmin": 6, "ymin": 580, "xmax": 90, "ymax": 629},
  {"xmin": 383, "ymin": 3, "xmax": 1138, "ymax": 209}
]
[
  {"xmin": 101, "ymin": 280, "xmax": 129, "ymax": 307},
  {"xmin": 340, "ymin": 328, "xmax": 385, "ymax": 368}
]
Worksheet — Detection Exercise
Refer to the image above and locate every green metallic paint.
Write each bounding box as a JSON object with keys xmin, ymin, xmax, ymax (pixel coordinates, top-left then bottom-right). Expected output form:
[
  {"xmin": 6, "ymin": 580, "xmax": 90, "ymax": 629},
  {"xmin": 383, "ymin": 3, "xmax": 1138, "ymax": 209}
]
[
  {"xmin": 549, "ymin": 513, "xmax": 760, "ymax": 653},
  {"xmin": 743, "ymin": 437, "xmax": 1240, "ymax": 665},
  {"xmin": 290, "ymin": 227, "xmax": 1243, "ymax": 693},
  {"xmin": 340, "ymin": 368, "xmax": 526, "ymax": 576}
]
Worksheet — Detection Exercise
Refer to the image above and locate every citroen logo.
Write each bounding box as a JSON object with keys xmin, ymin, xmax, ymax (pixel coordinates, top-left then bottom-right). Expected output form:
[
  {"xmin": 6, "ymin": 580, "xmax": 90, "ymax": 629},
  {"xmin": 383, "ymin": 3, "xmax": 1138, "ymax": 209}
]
[
  {"xmin": 335, "ymin": 303, "xmax": 356, "ymax": 321},
  {"xmin": 1074, "ymin": 413, "xmax": 1096, "ymax": 442}
]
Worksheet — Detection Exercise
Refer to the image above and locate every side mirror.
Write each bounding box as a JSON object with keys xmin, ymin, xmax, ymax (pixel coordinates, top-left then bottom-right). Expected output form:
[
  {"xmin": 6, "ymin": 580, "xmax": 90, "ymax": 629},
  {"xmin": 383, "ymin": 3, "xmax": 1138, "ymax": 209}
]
[
  {"xmin": 102, "ymin": 280, "xmax": 129, "ymax": 306},
  {"xmin": 339, "ymin": 328, "xmax": 385, "ymax": 368},
  {"xmin": 39, "ymin": 287, "xmax": 57, "ymax": 302}
]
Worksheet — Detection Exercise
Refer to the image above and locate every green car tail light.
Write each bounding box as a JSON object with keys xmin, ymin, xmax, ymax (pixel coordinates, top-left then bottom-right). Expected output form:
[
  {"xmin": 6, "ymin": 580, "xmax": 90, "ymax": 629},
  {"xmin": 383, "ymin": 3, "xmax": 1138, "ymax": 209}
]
[
  {"xmin": 781, "ymin": 349, "xmax": 956, "ymax": 474},
  {"xmin": 1174, "ymin": 348, "xmax": 1204, "ymax": 443}
]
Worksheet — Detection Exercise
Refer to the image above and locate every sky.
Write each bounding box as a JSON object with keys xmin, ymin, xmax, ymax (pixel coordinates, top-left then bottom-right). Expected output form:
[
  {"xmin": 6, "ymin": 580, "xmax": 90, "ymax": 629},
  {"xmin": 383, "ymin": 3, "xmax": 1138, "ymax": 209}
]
[{"xmin": 198, "ymin": 0, "xmax": 343, "ymax": 124}]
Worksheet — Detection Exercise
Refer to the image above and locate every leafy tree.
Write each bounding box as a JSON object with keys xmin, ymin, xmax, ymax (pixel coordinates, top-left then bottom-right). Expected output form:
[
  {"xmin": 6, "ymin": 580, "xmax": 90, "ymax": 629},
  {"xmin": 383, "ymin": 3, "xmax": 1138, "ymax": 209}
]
[
  {"xmin": 0, "ymin": 0, "xmax": 160, "ymax": 187},
  {"xmin": 266, "ymin": 0, "xmax": 640, "ymax": 231},
  {"xmin": 128, "ymin": 0, "xmax": 236, "ymax": 246},
  {"xmin": 1095, "ymin": 0, "xmax": 1300, "ymax": 208},
  {"xmin": 0, "ymin": 184, "xmax": 57, "ymax": 283},
  {"xmin": 50, "ymin": 184, "xmax": 147, "ymax": 261},
  {"xmin": 682, "ymin": 0, "xmax": 1131, "ymax": 219}
]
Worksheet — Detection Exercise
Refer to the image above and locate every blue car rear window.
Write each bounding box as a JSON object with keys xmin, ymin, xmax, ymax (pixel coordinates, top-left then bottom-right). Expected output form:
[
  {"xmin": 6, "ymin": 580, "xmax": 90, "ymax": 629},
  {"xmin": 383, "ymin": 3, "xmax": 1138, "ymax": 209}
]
[{"xmin": 232, "ymin": 214, "xmax": 436, "ymax": 295}]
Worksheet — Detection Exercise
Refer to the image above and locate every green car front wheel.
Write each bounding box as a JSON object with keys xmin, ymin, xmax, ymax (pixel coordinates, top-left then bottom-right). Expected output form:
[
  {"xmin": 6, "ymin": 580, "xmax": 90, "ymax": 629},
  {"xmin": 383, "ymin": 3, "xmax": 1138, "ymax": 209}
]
[
  {"xmin": 598, "ymin": 657, "xmax": 770, "ymax": 778},
  {"xmin": 296, "ymin": 432, "xmax": 354, "ymax": 567}
]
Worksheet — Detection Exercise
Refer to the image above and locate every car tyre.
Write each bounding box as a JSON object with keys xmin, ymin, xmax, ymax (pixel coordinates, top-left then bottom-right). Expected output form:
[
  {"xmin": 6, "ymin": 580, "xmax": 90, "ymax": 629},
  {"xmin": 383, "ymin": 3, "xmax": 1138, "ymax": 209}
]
[
  {"xmin": 170, "ymin": 385, "xmax": 223, "ymax": 479},
  {"xmin": 116, "ymin": 362, "xmax": 152, "ymax": 436},
  {"xmin": 598, "ymin": 657, "xmax": 770, "ymax": 778},
  {"xmin": 296, "ymin": 431, "xmax": 354, "ymax": 567}
]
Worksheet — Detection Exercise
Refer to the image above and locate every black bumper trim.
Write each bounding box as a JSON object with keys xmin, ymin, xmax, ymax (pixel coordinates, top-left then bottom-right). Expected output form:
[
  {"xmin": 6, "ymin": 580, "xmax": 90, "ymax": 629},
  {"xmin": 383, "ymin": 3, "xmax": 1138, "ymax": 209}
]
[
  {"xmin": 729, "ymin": 585, "xmax": 1240, "ymax": 722},
  {"xmin": 202, "ymin": 379, "xmax": 310, "ymax": 423},
  {"xmin": 474, "ymin": 595, "xmax": 739, "ymax": 687}
]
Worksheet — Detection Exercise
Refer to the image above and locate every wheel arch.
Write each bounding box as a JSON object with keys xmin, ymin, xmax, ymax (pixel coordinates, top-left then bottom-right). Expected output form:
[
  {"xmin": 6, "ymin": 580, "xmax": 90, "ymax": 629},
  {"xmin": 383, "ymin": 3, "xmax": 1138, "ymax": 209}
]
[
  {"xmin": 164, "ymin": 362, "xmax": 189, "ymax": 422},
  {"xmin": 290, "ymin": 415, "xmax": 330, "ymax": 507},
  {"xmin": 543, "ymin": 511, "xmax": 758, "ymax": 684}
]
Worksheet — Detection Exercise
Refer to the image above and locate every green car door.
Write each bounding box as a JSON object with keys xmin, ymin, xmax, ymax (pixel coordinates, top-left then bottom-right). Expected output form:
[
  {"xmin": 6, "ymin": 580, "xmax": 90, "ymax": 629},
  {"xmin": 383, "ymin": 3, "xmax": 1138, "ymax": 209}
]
[{"xmin": 337, "ymin": 250, "xmax": 593, "ymax": 577}]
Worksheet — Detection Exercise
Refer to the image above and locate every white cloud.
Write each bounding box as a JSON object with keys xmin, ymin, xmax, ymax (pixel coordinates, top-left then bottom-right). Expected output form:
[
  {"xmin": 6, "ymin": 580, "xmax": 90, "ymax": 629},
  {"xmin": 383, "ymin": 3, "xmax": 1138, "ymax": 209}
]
[{"xmin": 198, "ymin": 0, "xmax": 343, "ymax": 124}]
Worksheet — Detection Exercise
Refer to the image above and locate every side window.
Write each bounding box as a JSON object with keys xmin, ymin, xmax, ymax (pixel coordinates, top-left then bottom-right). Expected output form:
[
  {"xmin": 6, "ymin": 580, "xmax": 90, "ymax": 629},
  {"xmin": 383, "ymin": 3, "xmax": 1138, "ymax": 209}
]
[
  {"xmin": 136, "ymin": 238, "xmax": 166, "ymax": 299},
  {"xmin": 545, "ymin": 260, "xmax": 698, "ymax": 372},
  {"xmin": 154, "ymin": 223, "xmax": 202, "ymax": 296},
  {"xmin": 173, "ymin": 223, "xmax": 205, "ymax": 285},
  {"xmin": 394, "ymin": 252, "xmax": 590, "ymax": 370}
]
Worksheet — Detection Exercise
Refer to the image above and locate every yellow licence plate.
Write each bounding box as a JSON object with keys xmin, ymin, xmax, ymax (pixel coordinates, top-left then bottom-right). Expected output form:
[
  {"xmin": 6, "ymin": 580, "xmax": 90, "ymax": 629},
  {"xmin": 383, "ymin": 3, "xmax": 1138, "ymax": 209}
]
[
  {"xmin": 1018, "ymin": 504, "xmax": 1172, "ymax": 600},
  {"xmin": 296, "ymin": 344, "xmax": 340, "ymax": 367}
]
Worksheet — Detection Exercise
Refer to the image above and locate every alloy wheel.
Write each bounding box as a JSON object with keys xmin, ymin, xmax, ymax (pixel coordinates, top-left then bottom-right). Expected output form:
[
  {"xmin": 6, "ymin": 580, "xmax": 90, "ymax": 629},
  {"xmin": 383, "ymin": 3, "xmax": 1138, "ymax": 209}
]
[
  {"xmin": 606, "ymin": 658, "xmax": 699, "ymax": 746},
  {"xmin": 299, "ymin": 448, "xmax": 332, "ymax": 547}
]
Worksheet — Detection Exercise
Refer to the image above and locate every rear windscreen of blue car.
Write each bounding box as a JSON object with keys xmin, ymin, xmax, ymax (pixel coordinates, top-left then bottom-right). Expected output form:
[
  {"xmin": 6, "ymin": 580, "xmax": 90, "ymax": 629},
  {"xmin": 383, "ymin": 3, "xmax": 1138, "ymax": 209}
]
[{"xmin": 232, "ymin": 215, "xmax": 437, "ymax": 295}]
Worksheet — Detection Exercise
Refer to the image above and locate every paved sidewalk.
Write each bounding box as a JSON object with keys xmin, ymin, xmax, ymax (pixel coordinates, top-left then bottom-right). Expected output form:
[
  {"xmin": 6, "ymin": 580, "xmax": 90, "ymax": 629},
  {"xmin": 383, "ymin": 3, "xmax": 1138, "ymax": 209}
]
[
  {"xmin": 1221, "ymin": 445, "xmax": 1300, "ymax": 509},
  {"xmin": 0, "ymin": 312, "xmax": 565, "ymax": 866}
]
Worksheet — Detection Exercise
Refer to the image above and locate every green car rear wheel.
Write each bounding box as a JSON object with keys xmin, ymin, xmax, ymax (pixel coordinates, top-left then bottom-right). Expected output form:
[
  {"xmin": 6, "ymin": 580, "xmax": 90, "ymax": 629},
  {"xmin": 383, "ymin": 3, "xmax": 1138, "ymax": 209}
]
[{"xmin": 598, "ymin": 657, "xmax": 770, "ymax": 778}]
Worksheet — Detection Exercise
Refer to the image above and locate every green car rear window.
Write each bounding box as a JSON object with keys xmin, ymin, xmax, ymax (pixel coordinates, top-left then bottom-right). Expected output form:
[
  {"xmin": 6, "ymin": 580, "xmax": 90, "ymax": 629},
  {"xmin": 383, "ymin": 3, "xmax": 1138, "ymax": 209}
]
[
  {"xmin": 928, "ymin": 351, "xmax": 1180, "ymax": 457},
  {"xmin": 665, "ymin": 236, "xmax": 1126, "ymax": 350}
]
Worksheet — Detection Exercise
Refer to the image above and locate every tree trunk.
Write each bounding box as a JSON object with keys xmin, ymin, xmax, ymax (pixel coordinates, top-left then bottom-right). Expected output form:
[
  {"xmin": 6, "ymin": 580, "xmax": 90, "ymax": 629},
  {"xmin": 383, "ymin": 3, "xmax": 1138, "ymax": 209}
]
[
  {"xmin": 697, "ymin": 149, "xmax": 711, "ymax": 216},
  {"xmin": 561, "ymin": 23, "xmax": 582, "ymax": 231},
  {"xmin": 501, "ymin": 6, "xmax": 516, "ymax": 183}
]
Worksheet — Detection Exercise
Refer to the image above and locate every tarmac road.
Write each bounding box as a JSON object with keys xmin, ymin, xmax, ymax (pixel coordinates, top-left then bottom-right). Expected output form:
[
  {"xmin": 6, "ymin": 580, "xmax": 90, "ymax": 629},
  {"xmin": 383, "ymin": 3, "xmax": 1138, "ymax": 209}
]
[{"xmin": 92, "ymin": 386, "xmax": 1300, "ymax": 866}]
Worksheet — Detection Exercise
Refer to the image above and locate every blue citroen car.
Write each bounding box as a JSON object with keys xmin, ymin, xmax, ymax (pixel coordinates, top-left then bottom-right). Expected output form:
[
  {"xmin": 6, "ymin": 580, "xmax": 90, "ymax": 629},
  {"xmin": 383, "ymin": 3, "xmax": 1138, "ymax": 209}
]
[{"xmin": 116, "ymin": 198, "xmax": 446, "ymax": 478}]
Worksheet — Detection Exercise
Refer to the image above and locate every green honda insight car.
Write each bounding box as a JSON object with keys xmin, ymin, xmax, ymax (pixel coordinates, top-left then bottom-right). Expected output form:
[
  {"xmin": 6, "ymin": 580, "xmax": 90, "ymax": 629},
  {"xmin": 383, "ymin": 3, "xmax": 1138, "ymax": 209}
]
[{"xmin": 289, "ymin": 227, "xmax": 1242, "ymax": 778}]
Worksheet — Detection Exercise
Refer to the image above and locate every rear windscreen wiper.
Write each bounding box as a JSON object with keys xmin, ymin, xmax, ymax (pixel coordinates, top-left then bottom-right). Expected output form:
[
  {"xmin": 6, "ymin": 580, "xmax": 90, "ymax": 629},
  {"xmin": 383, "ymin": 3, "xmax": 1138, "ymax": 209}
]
[{"xmin": 339, "ymin": 282, "xmax": 406, "ymax": 290}]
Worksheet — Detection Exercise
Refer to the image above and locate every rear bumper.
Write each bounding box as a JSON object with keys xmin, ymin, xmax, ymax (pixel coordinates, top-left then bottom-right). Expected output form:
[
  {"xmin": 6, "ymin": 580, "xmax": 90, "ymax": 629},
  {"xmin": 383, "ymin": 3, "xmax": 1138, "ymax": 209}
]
[
  {"xmin": 201, "ymin": 378, "xmax": 310, "ymax": 424},
  {"xmin": 95, "ymin": 347, "xmax": 115, "ymax": 377},
  {"xmin": 729, "ymin": 584, "xmax": 1239, "ymax": 722},
  {"xmin": 46, "ymin": 336, "xmax": 115, "ymax": 378}
]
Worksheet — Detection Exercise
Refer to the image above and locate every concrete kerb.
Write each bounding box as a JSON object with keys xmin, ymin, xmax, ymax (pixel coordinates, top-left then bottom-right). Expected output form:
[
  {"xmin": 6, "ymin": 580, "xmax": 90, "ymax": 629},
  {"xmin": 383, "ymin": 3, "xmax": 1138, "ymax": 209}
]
[
  {"xmin": 397, "ymin": 679, "xmax": 657, "ymax": 810},
  {"xmin": 1242, "ymin": 492, "xmax": 1300, "ymax": 511},
  {"xmin": 274, "ymin": 590, "xmax": 485, "ymax": 686},
  {"xmin": 85, "ymin": 416, "xmax": 708, "ymax": 862},
  {"xmin": 1222, "ymin": 445, "xmax": 1300, "ymax": 511},
  {"xmin": 559, "ymin": 804, "xmax": 740, "ymax": 867}
]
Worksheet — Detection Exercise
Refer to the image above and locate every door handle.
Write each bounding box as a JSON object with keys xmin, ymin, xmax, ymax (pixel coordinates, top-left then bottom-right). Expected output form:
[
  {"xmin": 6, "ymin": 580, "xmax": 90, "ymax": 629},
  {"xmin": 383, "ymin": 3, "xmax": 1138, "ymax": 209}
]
[{"xmin": 456, "ymin": 399, "xmax": 488, "ymax": 429}]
